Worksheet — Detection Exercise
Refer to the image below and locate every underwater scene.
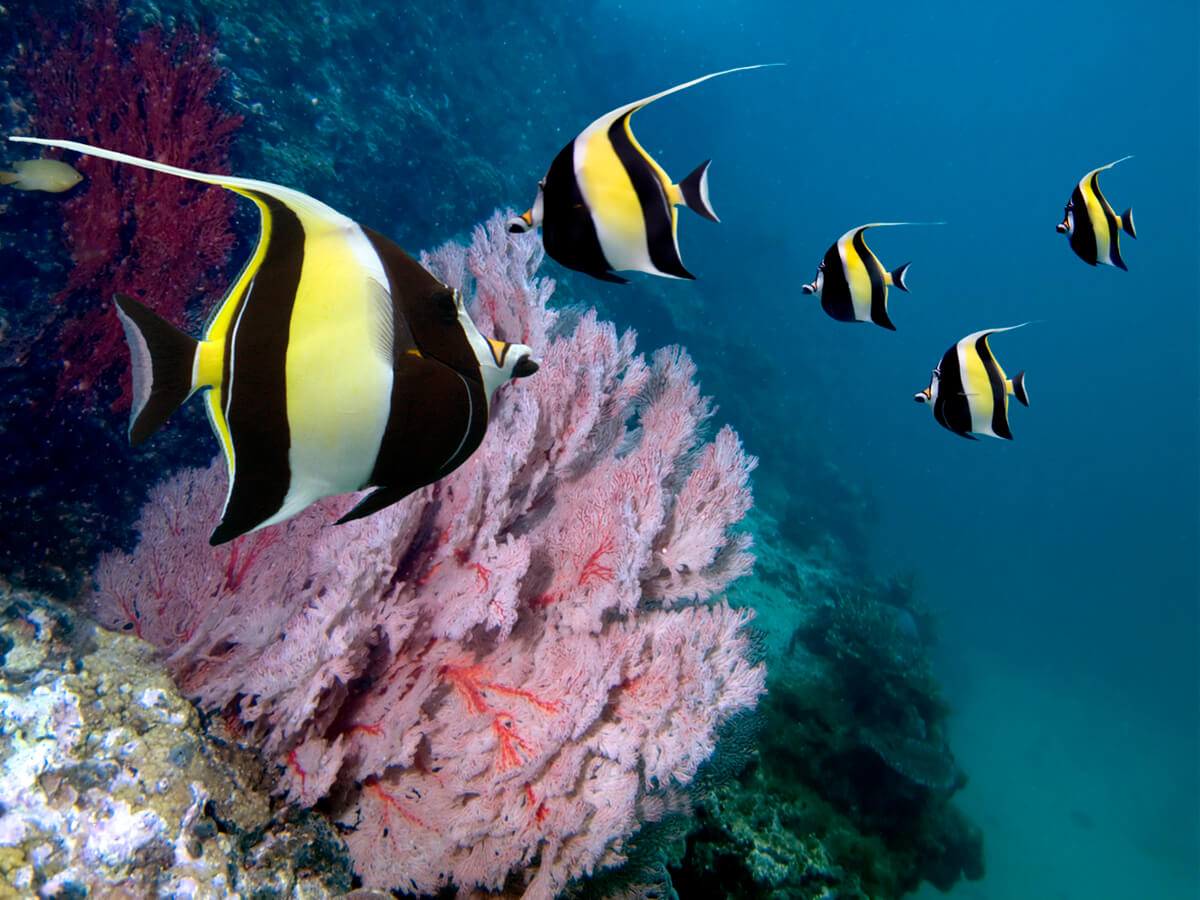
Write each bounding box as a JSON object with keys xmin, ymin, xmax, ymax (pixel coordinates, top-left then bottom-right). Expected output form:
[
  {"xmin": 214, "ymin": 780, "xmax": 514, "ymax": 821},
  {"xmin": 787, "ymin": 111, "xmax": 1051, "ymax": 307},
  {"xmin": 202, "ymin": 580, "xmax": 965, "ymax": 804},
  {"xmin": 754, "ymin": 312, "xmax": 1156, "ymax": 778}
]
[{"xmin": 0, "ymin": 0, "xmax": 1196, "ymax": 897}]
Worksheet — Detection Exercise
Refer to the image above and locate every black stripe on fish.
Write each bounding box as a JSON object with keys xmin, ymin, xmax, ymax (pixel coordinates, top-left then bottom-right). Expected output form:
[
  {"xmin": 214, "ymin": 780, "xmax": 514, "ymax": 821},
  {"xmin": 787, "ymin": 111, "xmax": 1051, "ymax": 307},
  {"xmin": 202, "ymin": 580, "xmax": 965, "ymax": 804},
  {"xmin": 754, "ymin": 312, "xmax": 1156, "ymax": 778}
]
[
  {"xmin": 209, "ymin": 191, "xmax": 302, "ymax": 545},
  {"xmin": 540, "ymin": 142, "xmax": 627, "ymax": 283},
  {"xmin": 819, "ymin": 244, "xmax": 856, "ymax": 322},
  {"xmin": 1068, "ymin": 183, "xmax": 1098, "ymax": 266},
  {"xmin": 362, "ymin": 226, "xmax": 475, "ymax": 373},
  {"xmin": 360, "ymin": 226, "xmax": 489, "ymax": 493},
  {"xmin": 975, "ymin": 332, "xmax": 1012, "ymax": 440},
  {"xmin": 606, "ymin": 112, "xmax": 693, "ymax": 279},
  {"xmin": 851, "ymin": 229, "xmax": 895, "ymax": 330},
  {"xmin": 1091, "ymin": 172, "xmax": 1127, "ymax": 270},
  {"xmin": 343, "ymin": 355, "xmax": 487, "ymax": 524},
  {"xmin": 933, "ymin": 347, "xmax": 974, "ymax": 438}
]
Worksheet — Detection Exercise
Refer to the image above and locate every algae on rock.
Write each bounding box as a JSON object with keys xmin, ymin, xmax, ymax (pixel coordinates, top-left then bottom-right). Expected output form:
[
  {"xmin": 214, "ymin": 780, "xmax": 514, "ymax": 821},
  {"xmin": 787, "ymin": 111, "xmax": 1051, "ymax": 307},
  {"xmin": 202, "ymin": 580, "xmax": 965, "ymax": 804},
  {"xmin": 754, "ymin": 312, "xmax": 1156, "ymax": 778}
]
[{"xmin": 0, "ymin": 583, "xmax": 354, "ymax": 899}]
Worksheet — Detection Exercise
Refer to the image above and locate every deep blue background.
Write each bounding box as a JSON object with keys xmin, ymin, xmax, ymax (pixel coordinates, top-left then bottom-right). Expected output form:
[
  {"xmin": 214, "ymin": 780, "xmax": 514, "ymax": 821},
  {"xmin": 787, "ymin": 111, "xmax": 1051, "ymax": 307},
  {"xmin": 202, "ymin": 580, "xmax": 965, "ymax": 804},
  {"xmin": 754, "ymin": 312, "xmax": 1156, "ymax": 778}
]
[
  {"xmin": 494, "ymin": 0, "xmax": 1199, "ymax": 888},
  {"xmin": 527, "ymin": 0, "xmax": 1199, "ymax": 723}
]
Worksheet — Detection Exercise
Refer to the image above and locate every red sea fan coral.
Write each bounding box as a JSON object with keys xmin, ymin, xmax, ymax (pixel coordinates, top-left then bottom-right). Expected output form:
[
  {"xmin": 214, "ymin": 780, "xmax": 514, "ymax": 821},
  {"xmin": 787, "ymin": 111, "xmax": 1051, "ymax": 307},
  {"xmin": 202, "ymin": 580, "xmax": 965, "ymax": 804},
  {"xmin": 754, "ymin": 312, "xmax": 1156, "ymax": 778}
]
[
  {"xmin": 19, "ymin": 0, "xmax": 241, "ymax": 405},
  {"xmin": 88, "ymin": 213, "xmax": 763, "ymax": 898}
]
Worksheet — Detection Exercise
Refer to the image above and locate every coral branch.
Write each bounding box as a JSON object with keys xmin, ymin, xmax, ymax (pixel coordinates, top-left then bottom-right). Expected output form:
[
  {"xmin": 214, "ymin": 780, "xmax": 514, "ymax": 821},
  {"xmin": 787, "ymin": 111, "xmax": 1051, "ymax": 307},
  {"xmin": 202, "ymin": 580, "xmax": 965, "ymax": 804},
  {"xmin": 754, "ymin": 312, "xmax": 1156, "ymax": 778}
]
[
  {"xmin": 88, "ymin": 212, "xmax": 763, "ymax": 897},
  {"xmin": 19, "ymin": 0, "xmax": 242, "ymax": 408}
]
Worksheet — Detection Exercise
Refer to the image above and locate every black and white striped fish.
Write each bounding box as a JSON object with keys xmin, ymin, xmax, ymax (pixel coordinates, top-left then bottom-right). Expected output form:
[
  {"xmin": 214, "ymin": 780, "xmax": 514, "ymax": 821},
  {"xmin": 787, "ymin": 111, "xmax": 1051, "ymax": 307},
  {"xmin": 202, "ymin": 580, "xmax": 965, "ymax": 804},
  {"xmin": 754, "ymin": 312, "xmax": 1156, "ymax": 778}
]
[
  {"xmin": 801, "ymin": 222, "xmax": 929, "ymax": 330},
  {"xmin": 914, "ymin": 325, "xmax": 1030, "ymax": 440},
  {"xmin": 507, "ymin": 65, "xmax": 777, "ymax": 283},
  {"xmin": 11, "ymin": 136, "xmax": 538, "ymax": 545},
  {"xmin": 1057, "ymin": 156, "xmax": 1136, "ymax": 269}
]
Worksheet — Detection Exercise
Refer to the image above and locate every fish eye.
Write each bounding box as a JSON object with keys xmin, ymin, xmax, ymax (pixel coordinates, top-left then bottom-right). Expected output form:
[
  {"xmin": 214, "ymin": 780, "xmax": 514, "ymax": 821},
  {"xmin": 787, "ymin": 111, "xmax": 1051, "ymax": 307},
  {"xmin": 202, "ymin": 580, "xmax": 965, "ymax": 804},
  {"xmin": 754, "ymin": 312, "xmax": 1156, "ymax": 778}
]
[{"xmin": 817, "ymin": 261, "xmax": 825, "ymax": 271}]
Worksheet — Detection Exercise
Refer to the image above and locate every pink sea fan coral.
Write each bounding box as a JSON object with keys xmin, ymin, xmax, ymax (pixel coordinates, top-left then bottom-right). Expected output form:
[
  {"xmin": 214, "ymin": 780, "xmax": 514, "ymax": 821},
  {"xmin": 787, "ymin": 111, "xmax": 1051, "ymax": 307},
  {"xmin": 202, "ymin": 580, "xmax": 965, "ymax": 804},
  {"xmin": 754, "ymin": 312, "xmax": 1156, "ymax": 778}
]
[{"xmin": 88, "ymin": 212, "xmax": 763, "ymax": 898}]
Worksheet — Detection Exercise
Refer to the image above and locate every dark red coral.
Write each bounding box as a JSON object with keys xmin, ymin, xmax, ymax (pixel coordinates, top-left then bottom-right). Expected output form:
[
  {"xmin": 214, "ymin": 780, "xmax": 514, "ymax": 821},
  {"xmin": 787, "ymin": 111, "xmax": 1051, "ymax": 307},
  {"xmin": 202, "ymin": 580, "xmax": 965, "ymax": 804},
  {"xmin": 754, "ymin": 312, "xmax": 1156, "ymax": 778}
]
[{"xmin": 20, "ymin": 0, "xmax": 242, "ymax": 407}]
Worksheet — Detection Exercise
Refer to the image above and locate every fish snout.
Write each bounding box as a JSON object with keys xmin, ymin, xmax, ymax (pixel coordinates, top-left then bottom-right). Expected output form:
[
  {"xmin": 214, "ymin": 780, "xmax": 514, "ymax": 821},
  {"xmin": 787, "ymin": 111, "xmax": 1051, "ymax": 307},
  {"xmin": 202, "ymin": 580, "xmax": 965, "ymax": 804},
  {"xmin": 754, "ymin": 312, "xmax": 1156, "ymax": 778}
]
[
  {"xmin": 512, "ymin": 354, "xmax": 539, "ymax": 378},
  {"xmin": 507, "ymin": 211, "xmax": 534, "ymax": 234},
  {"xmin": 1055, "ymin": 221, "xmax": 1068, "ymax": 234},
  {"xmin": 913, "ymin": 390, "xmax": 930, "ymax": 404},
  {"xmin": 801, "ymin": 282, "xmax": 815, "ymax": 295}
]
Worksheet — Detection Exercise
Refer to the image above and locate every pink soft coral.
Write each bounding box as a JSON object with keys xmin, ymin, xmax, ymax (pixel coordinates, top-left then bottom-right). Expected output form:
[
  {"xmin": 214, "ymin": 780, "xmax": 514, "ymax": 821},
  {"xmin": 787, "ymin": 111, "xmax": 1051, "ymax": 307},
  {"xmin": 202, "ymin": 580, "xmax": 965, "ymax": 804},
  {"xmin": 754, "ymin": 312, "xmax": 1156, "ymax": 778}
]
[
  {"xmin": 19, "ymin": 0, "xmax": 241, "ymax": 406},
  {"xmin": 89, "ymin": 212, "xmax": 763, "ymax": 898}
]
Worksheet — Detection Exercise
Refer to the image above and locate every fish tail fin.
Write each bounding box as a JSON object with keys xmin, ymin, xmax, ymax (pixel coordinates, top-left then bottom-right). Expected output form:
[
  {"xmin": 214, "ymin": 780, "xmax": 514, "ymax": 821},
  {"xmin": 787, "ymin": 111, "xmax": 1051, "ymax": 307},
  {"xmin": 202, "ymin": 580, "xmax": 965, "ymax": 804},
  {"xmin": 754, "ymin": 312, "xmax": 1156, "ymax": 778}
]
[
  {"xmin": 888, "ymin": 261, "xmax": 912, "ymax": 293},
  {"xmin": 1121, "ymin": 207, "xmax": 1136, "ymax": 239},
  {"xmin": 1011, "ymin": 370, "xmax": 1029, "ymax": 407},
  {"xmin": 678, "ymin": 159, "xmax": 719, "ymax": 222},
  {"xmin": 114, "ymin": 293, "xmax": 200, "ymax": 445},
  {"xmin": 0, "ymin": 171, "xmax": 16, "ymax": 185}
]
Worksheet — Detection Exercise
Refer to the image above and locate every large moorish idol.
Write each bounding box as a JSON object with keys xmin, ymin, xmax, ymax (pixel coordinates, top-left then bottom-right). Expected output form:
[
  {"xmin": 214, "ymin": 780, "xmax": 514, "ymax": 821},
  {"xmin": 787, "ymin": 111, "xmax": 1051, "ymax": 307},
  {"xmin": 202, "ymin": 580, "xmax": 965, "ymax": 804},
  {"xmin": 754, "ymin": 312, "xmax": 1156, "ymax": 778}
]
[
  {"xmin": 914, "ymin": 325, "xmax": 1030, "ymax": 440},
  {"xmin": 10, "ymin": 136, "xmax": 538, "ymax": 545},
  {"xmin": 507, "ymin": 65, "xmax": 778, "ymax": 283},
  {"xmin": 1057, "ymin": 156, "xmax": 1136, "ymax": 269}
]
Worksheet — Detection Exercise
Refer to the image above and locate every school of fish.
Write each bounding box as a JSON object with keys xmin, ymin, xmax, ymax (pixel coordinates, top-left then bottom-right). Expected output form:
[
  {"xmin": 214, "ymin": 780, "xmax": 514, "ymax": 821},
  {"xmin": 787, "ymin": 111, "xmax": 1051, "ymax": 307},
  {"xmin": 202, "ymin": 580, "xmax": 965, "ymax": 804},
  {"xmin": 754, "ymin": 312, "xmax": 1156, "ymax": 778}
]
[{"xmin": 5, "ymin": 65, "xmax": 1136, "ymax": 537}]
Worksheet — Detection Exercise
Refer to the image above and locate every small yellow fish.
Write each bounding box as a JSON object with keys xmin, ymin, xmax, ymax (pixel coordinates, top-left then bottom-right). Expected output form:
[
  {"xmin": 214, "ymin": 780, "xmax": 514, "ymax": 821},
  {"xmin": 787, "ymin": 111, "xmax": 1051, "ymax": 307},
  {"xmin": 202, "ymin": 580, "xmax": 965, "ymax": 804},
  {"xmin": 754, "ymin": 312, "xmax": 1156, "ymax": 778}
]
[{"xmin": 0, "ymin": 158, "xmax": 83, "ymax": 193}]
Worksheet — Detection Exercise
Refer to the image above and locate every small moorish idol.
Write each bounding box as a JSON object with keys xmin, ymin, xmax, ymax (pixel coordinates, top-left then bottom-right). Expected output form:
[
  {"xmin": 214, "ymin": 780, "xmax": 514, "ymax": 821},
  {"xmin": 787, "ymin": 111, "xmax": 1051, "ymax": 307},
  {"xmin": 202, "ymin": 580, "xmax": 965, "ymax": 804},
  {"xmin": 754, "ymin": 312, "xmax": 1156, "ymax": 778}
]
[
  {"xmin": 914, "ymin": 325, "xmax": 1030, "ymax": 440},
  {"xmin": 10, "ymin": 136, "xmax": 538, "ymax": 545},
  {"xmin": 507, "ymin": 64, "xmax": 778, "ymax": 283},
  {"xmin": 802, "ymin": 222, "xmax": 939, "ymax": 330},
  {"xmin": 1057, "ymin": 156, "xmax": 1136, "ymax": 269}
]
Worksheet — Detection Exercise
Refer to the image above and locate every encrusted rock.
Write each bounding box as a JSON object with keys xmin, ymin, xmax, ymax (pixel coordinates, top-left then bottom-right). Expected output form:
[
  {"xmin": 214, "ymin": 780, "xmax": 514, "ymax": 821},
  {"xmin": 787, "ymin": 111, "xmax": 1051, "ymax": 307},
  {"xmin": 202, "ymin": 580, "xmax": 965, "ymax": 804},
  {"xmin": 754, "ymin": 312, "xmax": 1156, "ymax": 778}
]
[{"xmin": 0, "ymin": 583, "xmax": 353, "ymax": 898}]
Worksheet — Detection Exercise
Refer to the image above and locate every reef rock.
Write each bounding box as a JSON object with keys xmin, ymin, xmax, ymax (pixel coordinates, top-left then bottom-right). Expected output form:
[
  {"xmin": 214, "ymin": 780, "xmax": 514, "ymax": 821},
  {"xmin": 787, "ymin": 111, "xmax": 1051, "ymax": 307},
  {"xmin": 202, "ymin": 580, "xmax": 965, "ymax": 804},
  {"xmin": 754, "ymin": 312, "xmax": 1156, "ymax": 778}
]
[{"xmin": 0, "ymin": 582, "xmax": 353, "ymax": 899}]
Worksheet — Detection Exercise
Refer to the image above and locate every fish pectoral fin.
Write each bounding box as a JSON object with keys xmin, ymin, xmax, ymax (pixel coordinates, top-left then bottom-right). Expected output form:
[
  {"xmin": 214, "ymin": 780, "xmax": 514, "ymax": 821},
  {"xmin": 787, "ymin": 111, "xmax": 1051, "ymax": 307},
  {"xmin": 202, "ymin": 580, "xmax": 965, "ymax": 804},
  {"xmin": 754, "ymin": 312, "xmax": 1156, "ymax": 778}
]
[
  {"xmin": 336, "ymin": 485, "xmax": 418, "ymax": 525},
  {"xmin": 366, "ymin": 277, "xmax": 395, "ymax": 363}
]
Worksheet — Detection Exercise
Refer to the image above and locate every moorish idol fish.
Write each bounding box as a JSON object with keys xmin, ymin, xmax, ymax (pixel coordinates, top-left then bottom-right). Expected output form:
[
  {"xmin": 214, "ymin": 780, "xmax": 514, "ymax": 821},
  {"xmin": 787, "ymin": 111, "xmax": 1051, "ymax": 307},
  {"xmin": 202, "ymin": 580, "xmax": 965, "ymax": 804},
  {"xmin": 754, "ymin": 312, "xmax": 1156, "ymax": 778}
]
[
  {"xmin": 802, "ymin": 222, "xmax": 939, "ymax": 330},
  {"xmin": 0, "ymin": 158, "xmax": 82, "ymax": 192},
  {"xmin": 507, "ymin": 64, "xmax": 778, "ymax": 283},
  {"xmin": 1057, "ymin": 156, "xmax": 1136, "ymax": 270},
  {"xmin": 914, "ymin": 325, "xmax": 1030, "ymax": 440},
  {"xmin": 10, "ymin": 135, "xmax": 538, "ymax": 545}
]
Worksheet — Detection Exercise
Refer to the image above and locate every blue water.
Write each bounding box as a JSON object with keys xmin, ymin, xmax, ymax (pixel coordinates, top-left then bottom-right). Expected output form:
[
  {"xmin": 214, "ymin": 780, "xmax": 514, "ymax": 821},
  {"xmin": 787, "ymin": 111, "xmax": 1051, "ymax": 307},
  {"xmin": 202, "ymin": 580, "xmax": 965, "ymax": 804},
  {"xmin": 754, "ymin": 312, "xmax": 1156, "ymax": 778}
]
[
  {"xmin": 2, "ymin": 0, "xmax": 1197, "ymax": 895},
  {"xmin": 569, "ymin": 0, "xmax": 1199, "ymax": 894}
]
